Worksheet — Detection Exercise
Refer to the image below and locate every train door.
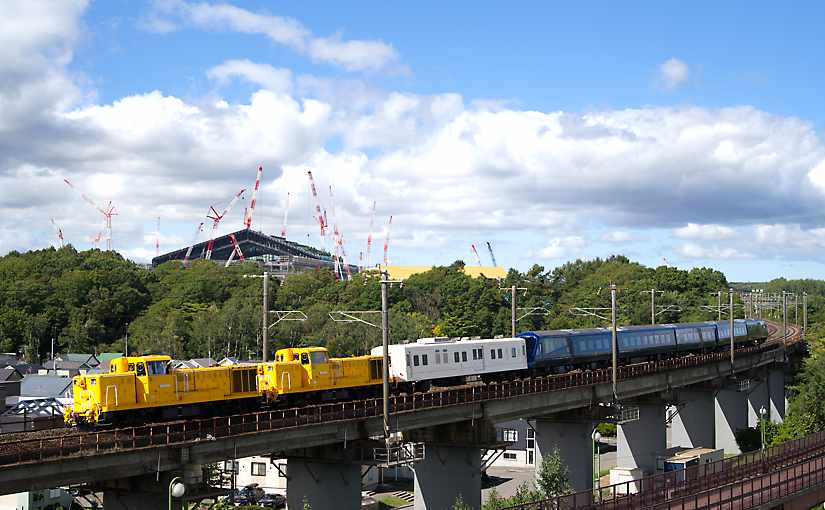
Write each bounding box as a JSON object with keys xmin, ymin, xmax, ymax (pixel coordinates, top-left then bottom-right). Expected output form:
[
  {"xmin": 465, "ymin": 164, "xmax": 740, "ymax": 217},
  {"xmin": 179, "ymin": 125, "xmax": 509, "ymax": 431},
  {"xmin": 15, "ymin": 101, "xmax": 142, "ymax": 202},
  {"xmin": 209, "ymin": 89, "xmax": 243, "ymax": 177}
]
[
  {"xmin": 146, "ymin": 360, "xmax": 176, "ymax": 402},
  {"xmin": 135, "ymin": 361, "xmax": 150, "ymax": 404},
  {"xmin": 307, "ymin": 351, "xmax": 332, "ymax": 388}
]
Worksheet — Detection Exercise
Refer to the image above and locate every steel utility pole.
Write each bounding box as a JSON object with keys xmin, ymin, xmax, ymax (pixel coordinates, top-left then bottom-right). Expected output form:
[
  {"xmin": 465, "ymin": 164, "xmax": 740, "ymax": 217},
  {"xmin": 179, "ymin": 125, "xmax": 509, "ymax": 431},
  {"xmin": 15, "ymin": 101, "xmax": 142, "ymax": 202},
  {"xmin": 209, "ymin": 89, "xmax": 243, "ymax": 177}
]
[
  {"xmin": 262, "ymin": 272, "xmax": 269, "ymax": 362},
  {"xmin": 381, "ymin": 271, "xmax": 390, "ymax": 446},
  {"xmin": 803, "ymin": 292, "xmax": 808, "ymax": 339},
  {"xmin": 729, "ymin": 288, "xmax": 735, "ymax": 367},
  {"xmin": 611, "ymin": 283, "xmax": 618, "ymax": 399},
  {"xmin": 499, "ymin": 285, "xmax": 528, "ymax": 337},
  {"xmin": 717, "ymin": 291, "xmax": 723, "ymax": 322},
  {"xmin": 794, "ymin": 293, "xmax": 798, "ymax": 327},
  {"xmin": 782, "ymin": 291, "xmax": 788, "ymax": 344}
]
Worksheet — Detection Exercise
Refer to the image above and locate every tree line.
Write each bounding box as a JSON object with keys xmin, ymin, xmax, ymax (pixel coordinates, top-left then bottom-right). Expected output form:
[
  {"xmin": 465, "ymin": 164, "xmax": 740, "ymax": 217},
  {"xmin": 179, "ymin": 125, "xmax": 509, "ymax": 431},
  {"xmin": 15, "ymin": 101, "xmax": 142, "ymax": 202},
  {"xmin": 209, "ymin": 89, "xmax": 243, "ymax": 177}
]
[{"xmin": 0, "ymin": 246, "xmax": 821, "ymax": 363}]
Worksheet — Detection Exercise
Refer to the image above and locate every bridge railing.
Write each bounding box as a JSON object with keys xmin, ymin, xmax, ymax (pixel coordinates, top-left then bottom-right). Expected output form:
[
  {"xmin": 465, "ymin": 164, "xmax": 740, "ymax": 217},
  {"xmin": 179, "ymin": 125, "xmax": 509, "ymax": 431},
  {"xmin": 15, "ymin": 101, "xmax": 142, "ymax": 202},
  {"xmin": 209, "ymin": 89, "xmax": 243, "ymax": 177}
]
[
  {"xmin": 501, "ymin": 430, "xmax": 825, "ymax": 510},
  {"xmin": 0, "ymin": 340, "xmax": 791, "ymax": 468}
]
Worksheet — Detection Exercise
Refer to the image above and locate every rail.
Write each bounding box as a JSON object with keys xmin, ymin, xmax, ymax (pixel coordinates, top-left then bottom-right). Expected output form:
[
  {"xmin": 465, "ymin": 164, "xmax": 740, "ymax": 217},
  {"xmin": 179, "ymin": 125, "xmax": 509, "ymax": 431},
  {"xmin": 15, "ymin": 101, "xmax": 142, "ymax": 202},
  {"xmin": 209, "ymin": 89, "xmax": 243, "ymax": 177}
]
[{"xmin": 0, "ymin": 339, "xmax": 791, "ymax": 468}]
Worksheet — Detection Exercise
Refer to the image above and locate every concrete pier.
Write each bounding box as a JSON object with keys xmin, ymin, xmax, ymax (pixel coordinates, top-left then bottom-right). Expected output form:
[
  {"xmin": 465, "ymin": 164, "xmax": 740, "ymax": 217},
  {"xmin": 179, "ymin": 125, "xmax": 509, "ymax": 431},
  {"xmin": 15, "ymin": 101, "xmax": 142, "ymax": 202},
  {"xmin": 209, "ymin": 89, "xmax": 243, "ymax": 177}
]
[
  {"xmin": 768, "ymin": 369, "xmax": 786, "ymax": 423},
  {"xmin": 670, "ymin": 389, "xmax": 715, "ymax": 449},
  {"xmin": 286, "ymin": 458, "xmax": 361, "ymax": 510},
  {"xmin": 616, "ymin": 404, "xmax": 666, "ymax": 475},
  {"xmin": 715, "ymin": 388, "xmax": 748, "ymax": 455},
  {"xmin": 747, "ymin": 379, "xmax": 769, "ymax": 428},
  {"xmin": 534, "ymin": 416, "xmax": 593, "ymax": 492}
]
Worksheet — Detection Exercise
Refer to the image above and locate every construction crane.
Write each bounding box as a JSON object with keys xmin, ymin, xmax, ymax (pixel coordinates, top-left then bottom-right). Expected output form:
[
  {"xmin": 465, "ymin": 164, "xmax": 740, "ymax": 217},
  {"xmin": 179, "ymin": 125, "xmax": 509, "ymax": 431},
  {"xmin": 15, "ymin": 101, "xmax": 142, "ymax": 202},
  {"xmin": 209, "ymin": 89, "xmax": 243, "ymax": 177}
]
[
  {"xmin": 306, "ymin": 171, "xmax": 326, "ymax": 245},
  {"xmin": 89, "ymin": 232, "xmax": 103, "ymax": 250},
  {"xmin": 383, "ymin": 215, "xmax": 393, "ymax": 266},
  {"xmin": 470, "ymin": 244, "xmax": 482, "ymax": 266},
  {"xmin": 205, "ymin": 188, "xmax": 245, "ymax": 260},
  {"xmin": 243, "ymin": 165, "xmax": 263, "ymax": 230},
  {"xmin": 49, "ymin": 218, "xmax": 65, "ymax": 248},
  {"xmin": 183, "ymin": 222, "xmax": 205, "ymax": 266},
  {"xmin": 63, "ymin": 178, "xmax": 117, "ymax": 251},
  {"xmin": 280, "ymin": 191, "xmax": 290, "ymax": 238},
  {"xmin": 486, "ymin": 241, "xmax": 498, "ymax": 266},
  {"xmin": 366, "ymin": 200, "xmax": 376, "ymax": 269},
  {"xmin": 155, "ymin": 217, "xmax": 160, "ymax": 258},
  {"xmin": 224, "ymin": 233, "xmax": 245, "ymax": 267},
  {"xmin": 328, "ymin": 186, "xmax": 342, "ymax": 279}
]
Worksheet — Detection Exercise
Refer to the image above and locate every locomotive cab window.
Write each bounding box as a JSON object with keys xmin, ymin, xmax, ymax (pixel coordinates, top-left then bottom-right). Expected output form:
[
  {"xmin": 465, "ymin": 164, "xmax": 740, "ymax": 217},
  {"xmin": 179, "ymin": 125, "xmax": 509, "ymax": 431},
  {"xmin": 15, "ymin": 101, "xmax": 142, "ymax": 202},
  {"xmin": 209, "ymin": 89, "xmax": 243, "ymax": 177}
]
[
  {"xmin": 136, "ymin": 363, "xmax": 146, "ymax": 377},
  {"xmin": 301, "ymin": 353, "xmax": 309, "ymax": 365},
  {"xmin": 309, "ymin": 351, "xmax": 328, "ymax": 364},
  {"xmin": 128, "ymin": 363, "xmax": 135, "ymax": 372},
  {"xmin": 147, "ymin": 361, "xmax": 167, "ymax": 376}
]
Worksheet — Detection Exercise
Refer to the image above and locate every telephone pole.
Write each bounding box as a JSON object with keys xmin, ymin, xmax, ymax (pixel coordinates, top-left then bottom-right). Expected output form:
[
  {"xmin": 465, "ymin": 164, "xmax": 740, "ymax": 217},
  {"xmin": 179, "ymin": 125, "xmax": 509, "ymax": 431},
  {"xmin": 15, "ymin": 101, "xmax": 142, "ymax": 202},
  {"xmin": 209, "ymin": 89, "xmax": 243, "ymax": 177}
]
[
  {"xmin": 803, "ymin": 292, "xmax": 808, "ymax": 339},
  {"xmin": 380, "ymin": 271, "xmax": 390, "ymax": 444},
  {"xmin": 782, "ymin": 291, "xmax": 788, "ymax": 344}
]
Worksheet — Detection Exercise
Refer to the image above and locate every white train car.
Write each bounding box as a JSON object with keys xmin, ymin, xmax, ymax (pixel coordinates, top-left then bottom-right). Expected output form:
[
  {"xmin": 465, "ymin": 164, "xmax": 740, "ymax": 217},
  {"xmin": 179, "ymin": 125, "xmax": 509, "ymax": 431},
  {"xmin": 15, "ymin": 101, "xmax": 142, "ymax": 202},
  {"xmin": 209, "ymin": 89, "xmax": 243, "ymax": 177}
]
[{"xmin": 371, "ymin": 337, "xmax": 527, "ymax": 388}]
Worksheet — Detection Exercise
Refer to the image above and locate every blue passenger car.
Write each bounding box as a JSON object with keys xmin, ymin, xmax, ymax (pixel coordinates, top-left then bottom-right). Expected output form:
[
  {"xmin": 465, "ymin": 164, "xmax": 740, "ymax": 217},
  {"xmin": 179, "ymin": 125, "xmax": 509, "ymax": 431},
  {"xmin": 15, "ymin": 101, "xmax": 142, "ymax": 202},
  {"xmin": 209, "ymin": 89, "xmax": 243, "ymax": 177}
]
[
  {"xmin": 616, "ymin": 325, "xmax": 677, "ymax": 356},
  {"xmin": 715, "ymin": 320, "xmax": 749, "ymax": 346},
  {"xmin": 672, "ymin": 322, "xmax": 718, "ymax": 352},
  {"xmin": 744, "ymin": 319, "xmax": 770, "ymax": 342},
  {"xmin": 568, "ymin": 329, "xmax": 612, "ymax": 363},
  {"xmin": 519, "ymin": 330, "xmax": 572, "ymax": 369}
]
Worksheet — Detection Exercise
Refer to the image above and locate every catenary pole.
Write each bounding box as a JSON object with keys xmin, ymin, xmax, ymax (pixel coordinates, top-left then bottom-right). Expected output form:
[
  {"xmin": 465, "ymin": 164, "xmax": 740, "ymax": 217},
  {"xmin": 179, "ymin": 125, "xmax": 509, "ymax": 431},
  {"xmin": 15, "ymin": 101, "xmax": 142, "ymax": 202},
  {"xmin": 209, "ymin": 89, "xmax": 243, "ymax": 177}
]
[
  {"xmin": 729, "ymin": 288, "xmax": 734, "ymax": 366},
  {"xmin": 262, "ymin": 272, "xmax": 269, "ymax": 361},
  {"xmin": 610, "ymin": 284, "xmax": 618, "ymax": 398},
  {"xmin": 381, "ymin": 271, "xmax": 390, "ymax": 446},
  {"xmin": 511, "ymin": 285, "xmax": 517, "ymax": 337}
]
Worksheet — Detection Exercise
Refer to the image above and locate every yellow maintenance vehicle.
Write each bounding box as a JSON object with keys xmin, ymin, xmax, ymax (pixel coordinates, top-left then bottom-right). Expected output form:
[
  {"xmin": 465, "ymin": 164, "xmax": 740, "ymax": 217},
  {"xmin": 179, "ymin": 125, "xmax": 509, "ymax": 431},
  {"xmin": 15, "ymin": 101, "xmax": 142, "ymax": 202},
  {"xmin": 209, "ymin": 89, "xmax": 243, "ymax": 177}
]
[
  {"xmin": 64, "ymin": 355, "xmax": 260, "ymax": 427},
  {"xmin": 258, "ymin": 347, "xmax": 383, "ymax": 404}
]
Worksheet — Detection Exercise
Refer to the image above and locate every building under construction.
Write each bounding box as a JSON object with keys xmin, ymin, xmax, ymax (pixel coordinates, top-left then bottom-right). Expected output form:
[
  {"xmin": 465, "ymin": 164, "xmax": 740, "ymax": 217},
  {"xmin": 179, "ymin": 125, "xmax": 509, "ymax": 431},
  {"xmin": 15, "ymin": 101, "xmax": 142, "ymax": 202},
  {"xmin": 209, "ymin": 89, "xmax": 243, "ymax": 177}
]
[{"xmin": 152, "ymin": 229, "xmax": 358, "ymax": 279}]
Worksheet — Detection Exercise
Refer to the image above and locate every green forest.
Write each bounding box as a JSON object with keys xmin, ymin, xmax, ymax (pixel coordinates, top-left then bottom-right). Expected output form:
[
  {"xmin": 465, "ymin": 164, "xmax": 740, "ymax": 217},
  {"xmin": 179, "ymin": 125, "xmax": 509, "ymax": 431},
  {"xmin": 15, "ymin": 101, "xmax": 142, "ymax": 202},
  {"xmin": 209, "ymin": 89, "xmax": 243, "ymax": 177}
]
[{"xmin": 1, "ymin": 246, "xmax": 823, "ymax": 363}]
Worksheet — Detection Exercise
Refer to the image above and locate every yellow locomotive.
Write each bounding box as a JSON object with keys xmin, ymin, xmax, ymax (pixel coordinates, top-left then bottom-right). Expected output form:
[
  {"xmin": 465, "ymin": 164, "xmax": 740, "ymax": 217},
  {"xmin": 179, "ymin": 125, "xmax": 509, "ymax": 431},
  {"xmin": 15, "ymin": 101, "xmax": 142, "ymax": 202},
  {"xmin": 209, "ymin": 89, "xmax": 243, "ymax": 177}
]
[{"xmin": 65, "ymin": 347, "xmax": 383, "ymax": 427}]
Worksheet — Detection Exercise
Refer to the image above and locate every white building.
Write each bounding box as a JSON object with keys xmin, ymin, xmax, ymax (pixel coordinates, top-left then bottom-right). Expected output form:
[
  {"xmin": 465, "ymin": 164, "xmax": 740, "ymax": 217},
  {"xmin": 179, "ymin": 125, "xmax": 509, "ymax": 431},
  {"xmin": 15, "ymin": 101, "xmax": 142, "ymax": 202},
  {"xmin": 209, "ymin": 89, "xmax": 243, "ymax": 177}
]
[{"xmin": 0, "ymin": 489, "xmax": 73, "ymax": 510}]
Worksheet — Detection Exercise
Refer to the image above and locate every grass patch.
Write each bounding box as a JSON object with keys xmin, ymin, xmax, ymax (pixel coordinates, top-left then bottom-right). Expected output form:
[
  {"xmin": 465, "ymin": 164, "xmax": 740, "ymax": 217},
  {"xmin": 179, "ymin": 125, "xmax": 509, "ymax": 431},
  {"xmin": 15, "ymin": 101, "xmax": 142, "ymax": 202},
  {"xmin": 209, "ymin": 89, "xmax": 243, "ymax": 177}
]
[{"xmin": 379, "ymin": 496, "xmax": 412, "ymax": 508}]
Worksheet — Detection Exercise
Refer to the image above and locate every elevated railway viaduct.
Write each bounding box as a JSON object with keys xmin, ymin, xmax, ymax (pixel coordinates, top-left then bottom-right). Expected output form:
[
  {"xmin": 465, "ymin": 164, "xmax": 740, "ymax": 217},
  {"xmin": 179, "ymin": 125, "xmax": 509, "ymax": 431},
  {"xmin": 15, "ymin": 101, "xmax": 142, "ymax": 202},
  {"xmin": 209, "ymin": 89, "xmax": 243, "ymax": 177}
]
[{"xmin": 0, "ymin": 325, "xmax": 807, "ymax": 509}]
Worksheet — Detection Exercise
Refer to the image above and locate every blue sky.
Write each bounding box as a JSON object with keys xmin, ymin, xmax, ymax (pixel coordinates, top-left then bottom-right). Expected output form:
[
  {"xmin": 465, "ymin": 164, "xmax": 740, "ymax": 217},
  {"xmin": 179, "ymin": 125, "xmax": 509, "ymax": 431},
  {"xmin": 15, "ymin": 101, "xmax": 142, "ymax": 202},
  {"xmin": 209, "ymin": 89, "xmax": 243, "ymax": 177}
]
[{"xmin": 3, "ymin": 1, "xmax": 825, "ymax": 281}]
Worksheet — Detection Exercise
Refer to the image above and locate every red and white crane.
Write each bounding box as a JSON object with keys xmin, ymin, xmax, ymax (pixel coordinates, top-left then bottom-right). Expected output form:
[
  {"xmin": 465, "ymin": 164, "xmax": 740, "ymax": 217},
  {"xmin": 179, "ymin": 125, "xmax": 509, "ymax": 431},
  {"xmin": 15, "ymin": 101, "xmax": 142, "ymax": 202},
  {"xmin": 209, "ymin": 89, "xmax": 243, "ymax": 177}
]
[
  {"xmin": 365, "ymin": 200, "xmax": 376, "ymax": 269},
  {"xmin": 280, "ymin": 191, "xmax": 290, "ymax": 238},
  {"xmin": 205, "ymin": 188, "xmax": 245, "ymax": 260},
  {"xmin": 89, "ymin": 232, "xmax": 103, "ymax": 250},
  {"xmin": 243, "ymin": 165, "xmax": 263, "ymax": 230},
  {"xmin": 49, "ymin": 218, "xmax": 64, "ymax": 248},
  {"xmin": 224, "ymin": 233, "xmax": 245, "ymax": 267},
  {"xmin": 383, "ymin": 215, "xmax": 393, "ymax": 266},
  {"xmin": 183, "ymin": 221, "xmax": 205, "ymax": 266},
  {"xmin": 471, "ymin": 244, "xmax": 482, "ymax": 266},
  {"xmin": 63, "ymin": 178, "xmax": 117, "ymax": 251},
  {"xmin": 306, "ymin": 171, "xmax": 326, "ymax": 245}
]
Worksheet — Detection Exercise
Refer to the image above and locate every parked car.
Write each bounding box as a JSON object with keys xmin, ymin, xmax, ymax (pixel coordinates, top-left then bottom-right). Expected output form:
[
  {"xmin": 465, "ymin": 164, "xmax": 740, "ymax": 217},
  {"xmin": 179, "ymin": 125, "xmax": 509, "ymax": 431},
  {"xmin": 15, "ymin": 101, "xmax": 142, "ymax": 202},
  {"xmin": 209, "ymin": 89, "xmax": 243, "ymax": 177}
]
[{"xmin": 258, "ymin": 493, "xmax": 287, "ymax": 509}]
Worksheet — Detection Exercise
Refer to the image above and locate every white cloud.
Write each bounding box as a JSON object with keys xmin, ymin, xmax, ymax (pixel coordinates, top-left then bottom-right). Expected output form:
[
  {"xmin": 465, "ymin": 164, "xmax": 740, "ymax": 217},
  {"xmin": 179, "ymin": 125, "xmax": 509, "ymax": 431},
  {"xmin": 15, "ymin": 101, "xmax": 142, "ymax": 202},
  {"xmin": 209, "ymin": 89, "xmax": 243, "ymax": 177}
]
[
  {"xmin": 807, "ymin": 159, "xmax": 825, "ymax": 191},
  {"xmin": 601, "ymin": 231, "xmax": 635, "ymax": 243},
  {"xmin": 5, "ymin": 4, "xmax": 825, "ymax": 268},
  {"xmin": 659, "ymin": 58, "xmax": 689, "ymax": 89},
  {"xmin": 207, "ymin": 59, "xmax": 293, "ymax": 93},
  {"xmin": 535, "ymin": 236, "xmax": 587, "ymax": 259},
  {"xmin": 144, "ymin": 1, "xmax": 399, "ymax": 72},
  {"xmin": 675, "ymin": 242, "xmax": 752, "ymax": 260},
  {"xmin": 674, "ymin": 223, "xmax": 735, "ymax": 241}
]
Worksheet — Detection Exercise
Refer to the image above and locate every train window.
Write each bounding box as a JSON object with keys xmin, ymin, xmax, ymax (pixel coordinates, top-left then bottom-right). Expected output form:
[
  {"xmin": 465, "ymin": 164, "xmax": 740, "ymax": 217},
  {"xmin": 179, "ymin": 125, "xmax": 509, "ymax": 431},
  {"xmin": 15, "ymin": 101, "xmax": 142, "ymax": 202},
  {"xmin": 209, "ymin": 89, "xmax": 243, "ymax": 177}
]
[
  {"xmin": 413, "ymin": 355, "xmax": 419, "ymax": 366},
  {"xmin": 147, "ymin": 361, "xmax": 167, "ymax": 376},
  {"xmin": 490, "ymin": 349, "xmax": 496, "ymax": 359},
  {"xmin": 442, "ymin": 351, "xmax": 448, "ymax": 363},
  {"xmin": 136, "ymin": 363, "xmax": 146, "ymax": 377},
  {"xmin": 301, "ymin": 353, "xmax": 309, "ymax": 365},
  {"xmin": 479, "ymin": 348, "xmax": 484, "ymax": 359},
  {"xmin": 511, "ymin": 347, "xmax": 516, "ymax": 358},
  {"xmin": 435, "ymin": 351, "xmax": 441, "ymax": 364},
  {"xmin": 422, "ymin": 354, "xmax": 428, "ymax": 366},
  {"xmin": 522, "ymin": 345, "xmax": 526, "ymax": 355},
  {"xmin": 498, "ymin": 348, "xmax": 503, "ymax": 359},
  {"xmin": 406, "ymin": 354, "xmax": 411, "ymax": 367},
  {"xmin": 310, "ymin": 351, "xmax": 328, "ymax": 364},
  {"xmin": 454, "ymin": 352, "xmax": 460, "ymax": 363},
  {"xmin": 128, "ymin": 363, "xmax": 135, "ymax": 372},
  {"xmin": 472, "ymin": 349, "xmax": 477, "ymax": 360},
  {"xmin": 462, "ymin": 351, "xmax": 468, "ymax": 362}
]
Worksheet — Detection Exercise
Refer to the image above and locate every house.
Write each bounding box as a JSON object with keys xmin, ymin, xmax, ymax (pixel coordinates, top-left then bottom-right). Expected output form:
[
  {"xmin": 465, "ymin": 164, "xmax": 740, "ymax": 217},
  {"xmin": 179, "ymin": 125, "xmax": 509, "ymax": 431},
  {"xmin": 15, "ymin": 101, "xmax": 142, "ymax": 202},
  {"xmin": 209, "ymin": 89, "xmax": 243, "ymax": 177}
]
[
  {"xmin": 40, "ymin": 353, "xmax": 102, "ymax": 377},
  {"xmin": 0, "ymin": 368, "xmax": 23, "ymax": 410},
  {"xmin": 20, "ymin": 375, "xmax": 72, "ymax": 400},
  {"xmin": 170, "ymin": 358, "xmax": 217, "ymax": 370},
  {"xmin": 0, "ymin": 488, "xmax": 74, "ymax": 509},
  {"xmin": 487, "ymin": 419, "xmax": 536, "ymax": 468},
  {"xmin": 97, "ymin": 352, "xmax": 124, "ymax": 372},
  {"xmin": 218, "ymin": 357, "xmax": 240, "ymax": 366}
]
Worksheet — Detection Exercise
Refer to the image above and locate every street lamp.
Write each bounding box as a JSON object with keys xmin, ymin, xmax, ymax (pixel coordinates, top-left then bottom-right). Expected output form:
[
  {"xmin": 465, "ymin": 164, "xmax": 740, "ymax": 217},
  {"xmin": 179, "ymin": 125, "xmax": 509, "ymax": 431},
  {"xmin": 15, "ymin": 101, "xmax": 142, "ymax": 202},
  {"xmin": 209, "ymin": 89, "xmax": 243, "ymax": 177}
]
[
  {"xmin": 592, "ymin": 429, "xmax": 602, "ymax": 497},
  {"xmin": 759, "ymin": 406, "xmax": 767, "ymax": 453},
  {"xmin": 168, "ymin": 476, "xmax": 185, "ymax": 510}
]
